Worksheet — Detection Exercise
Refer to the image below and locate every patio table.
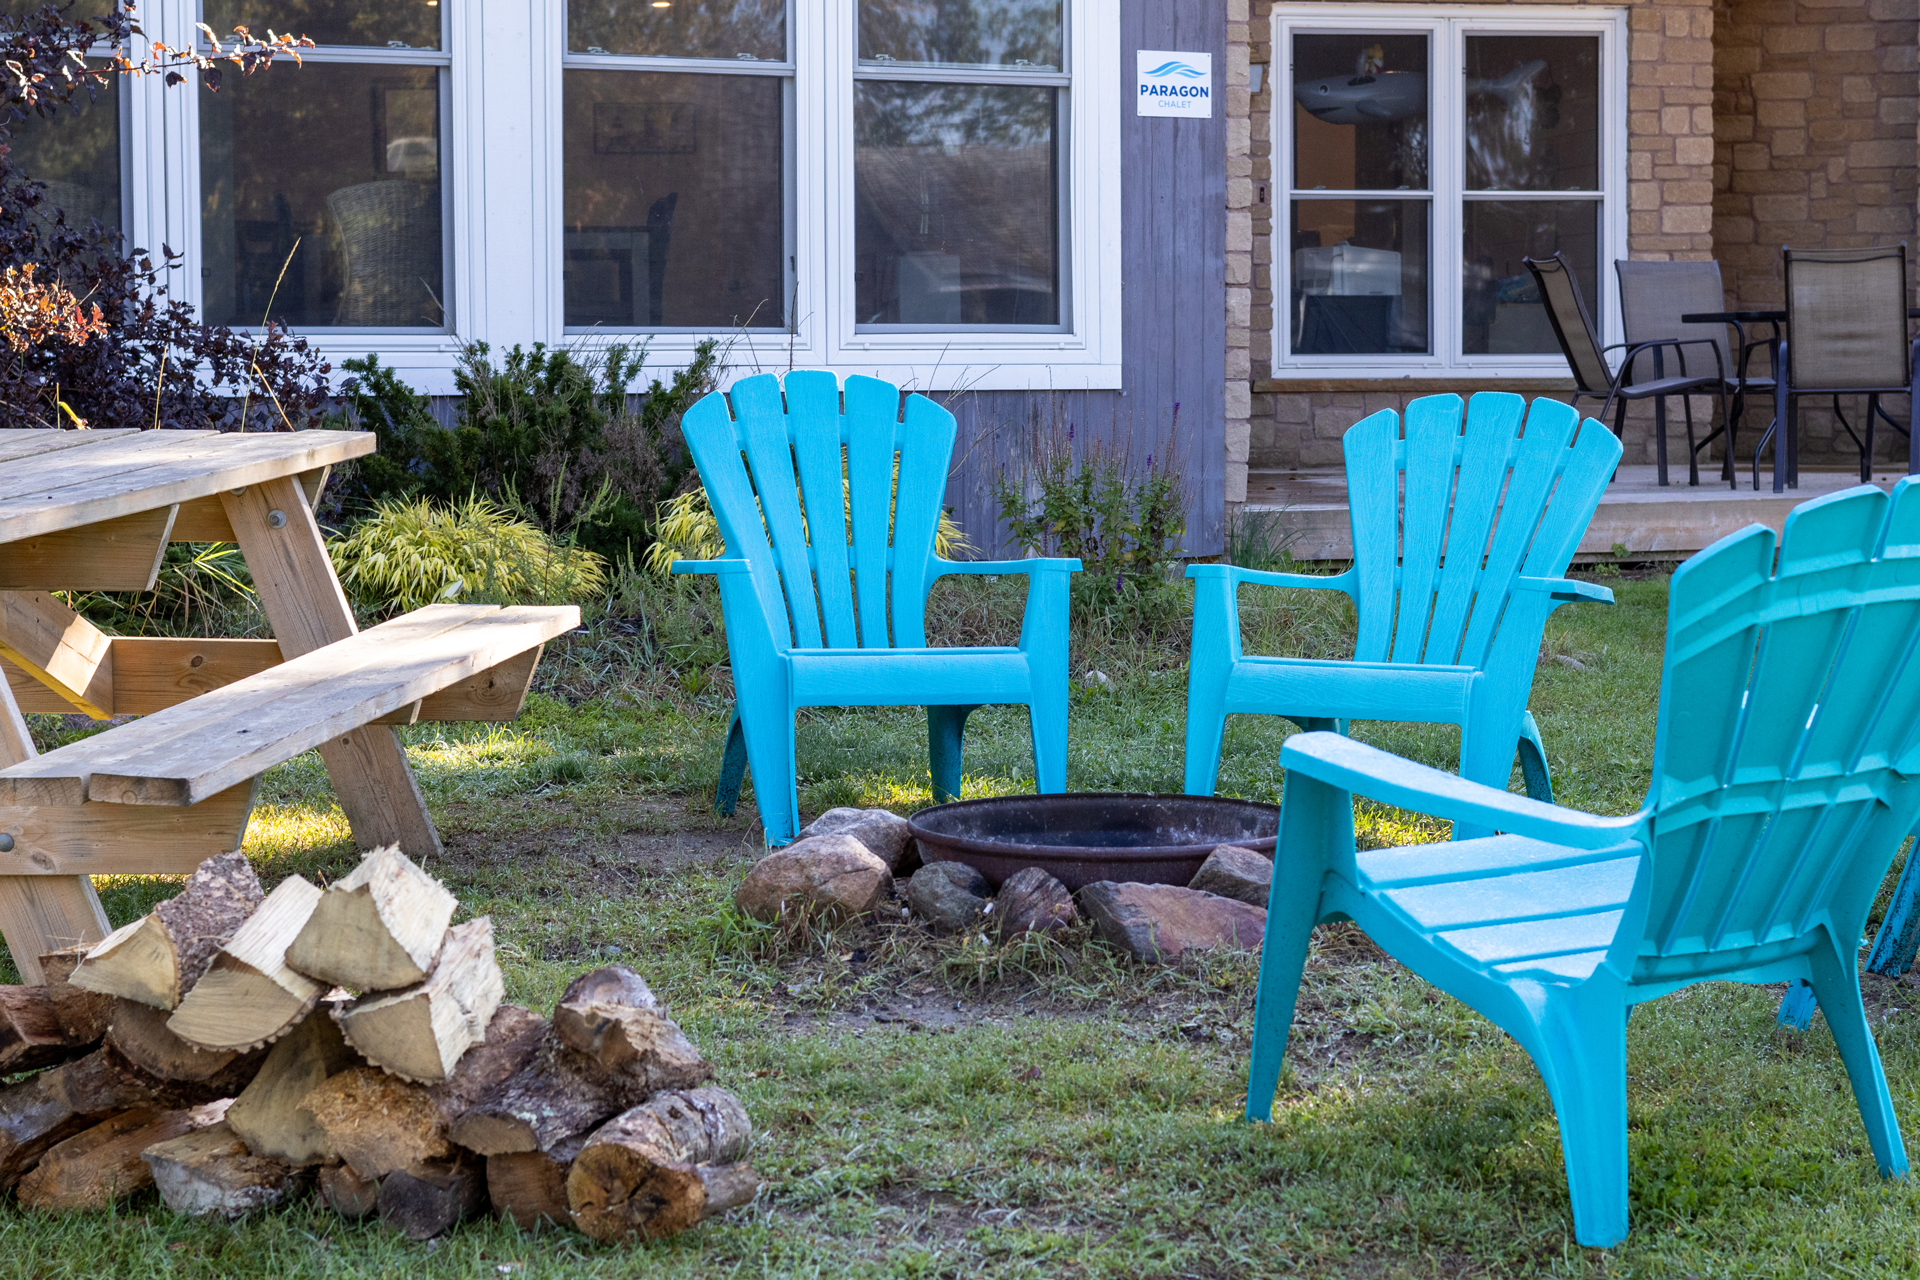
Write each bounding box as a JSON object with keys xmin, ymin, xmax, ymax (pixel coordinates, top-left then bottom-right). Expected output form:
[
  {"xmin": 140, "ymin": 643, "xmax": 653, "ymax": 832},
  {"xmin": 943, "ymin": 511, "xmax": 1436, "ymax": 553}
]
[{"xmin": 0, "ymin": 427, "xmax": 440, "ymax": 981}]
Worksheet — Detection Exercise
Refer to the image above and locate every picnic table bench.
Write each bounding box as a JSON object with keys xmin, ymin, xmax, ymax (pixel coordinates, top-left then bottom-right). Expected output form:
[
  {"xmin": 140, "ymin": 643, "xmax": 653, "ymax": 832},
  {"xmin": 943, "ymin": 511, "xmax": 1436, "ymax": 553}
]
[{"xmin": 0, "ymin": 428, "xmax": 577, "ymax": 982}]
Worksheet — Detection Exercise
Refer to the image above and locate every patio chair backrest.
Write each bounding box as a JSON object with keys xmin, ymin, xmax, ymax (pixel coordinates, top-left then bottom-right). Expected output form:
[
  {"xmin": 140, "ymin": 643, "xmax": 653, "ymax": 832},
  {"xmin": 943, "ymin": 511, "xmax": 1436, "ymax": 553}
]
[
  {"xmin": 679, "ymin": 371, "xmax": 955, "ymax": 654},
  {"xmin": 1525, "ymin": 252, "xmax": 1614, "ymax": 396},
  {"xmin": 1639, "ymin": 482, "xmax": 1920, "ymax": 980},
  {"xmin": 1616, "ymin": 259, "xmax": 1730, "ymax": 382},
  {"xmin": 1342, "ymin": 392, "xmax": 1620, "ymax": 670},
  {"xmin": 1784, "ymin": 244, "xmax": 1911, "ymax": 391}
]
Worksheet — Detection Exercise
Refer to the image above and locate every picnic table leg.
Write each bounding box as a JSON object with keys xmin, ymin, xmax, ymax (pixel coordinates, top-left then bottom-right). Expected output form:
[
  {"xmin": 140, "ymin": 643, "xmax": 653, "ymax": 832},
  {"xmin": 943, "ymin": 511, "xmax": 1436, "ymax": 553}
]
[
  {"xmin": 221, "ymin": 478, "xmax": 443, "ymax": 858},
  {"xmin": 0, "ymin": 675, "xmax": 109, "ymax": 983}
]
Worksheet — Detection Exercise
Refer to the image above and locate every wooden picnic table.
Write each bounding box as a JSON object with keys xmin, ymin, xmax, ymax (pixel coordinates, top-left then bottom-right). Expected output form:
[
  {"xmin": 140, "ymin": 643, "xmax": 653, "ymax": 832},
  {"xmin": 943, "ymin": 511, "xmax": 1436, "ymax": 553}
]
[{"xmin": 0, "ymin": 427, "xmax": 509, "ymax": 982}]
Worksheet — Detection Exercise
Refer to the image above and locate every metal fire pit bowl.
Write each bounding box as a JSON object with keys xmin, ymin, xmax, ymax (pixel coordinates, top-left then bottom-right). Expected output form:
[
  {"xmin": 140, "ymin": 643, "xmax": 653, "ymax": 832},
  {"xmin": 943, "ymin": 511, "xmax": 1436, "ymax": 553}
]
[{"xmin": 905, "ymin": 793, "xmax": 1280, "ymax": 891}]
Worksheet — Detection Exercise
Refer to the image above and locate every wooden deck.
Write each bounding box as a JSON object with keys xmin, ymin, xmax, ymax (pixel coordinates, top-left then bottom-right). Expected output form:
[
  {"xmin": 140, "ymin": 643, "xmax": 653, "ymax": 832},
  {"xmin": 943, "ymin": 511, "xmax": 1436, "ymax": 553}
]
[{"xmin": 1242, "ymin": 464, "xmax": 1912, "ymax": 562}]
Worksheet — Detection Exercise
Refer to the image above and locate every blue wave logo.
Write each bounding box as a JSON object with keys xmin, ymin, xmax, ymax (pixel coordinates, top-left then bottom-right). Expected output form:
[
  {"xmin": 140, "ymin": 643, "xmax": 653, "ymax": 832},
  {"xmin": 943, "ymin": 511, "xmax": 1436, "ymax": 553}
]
[{"xmin": 1144, "ymin": 61, "xmax": 1207, "ymax": 79}]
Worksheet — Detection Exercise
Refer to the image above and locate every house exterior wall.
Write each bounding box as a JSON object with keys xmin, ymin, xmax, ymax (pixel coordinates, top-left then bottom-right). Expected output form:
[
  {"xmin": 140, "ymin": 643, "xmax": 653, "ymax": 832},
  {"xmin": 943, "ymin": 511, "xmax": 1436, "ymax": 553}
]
[{"xmin": 1232, "ymin": 0, "xmax": 1920, "ymax": 488}]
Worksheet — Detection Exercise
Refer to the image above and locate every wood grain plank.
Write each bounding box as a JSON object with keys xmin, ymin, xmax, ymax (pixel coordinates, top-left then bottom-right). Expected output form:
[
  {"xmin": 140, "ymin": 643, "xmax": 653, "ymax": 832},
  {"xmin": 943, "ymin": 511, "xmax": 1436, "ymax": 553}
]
[
  {"xmin": 0, "ymin": 592, "xmax": 114, "ymax": 718},
  {"xmin": 4, "ymin": 640, "xmax": 286, "ymax": 716},
  {"xmin": 0, "ymin": 781, "xmax": 255, "ymax": 877},
  {"xmin": 0, "ymin": 507, "xmax": 177, "ymax": 591},
  {"xmin": 169, "ymin": 465, "xmax": 332, "ymax": 543},
  {"xmin": 0, "ymin": 430, "xmax": 139, "ymax": 464},
  {"xmin": 0, "ymin": 431, "xmax": 372, "ymax": 542},
  {"xmin": 396, "ymin": 645, "xmax": 544, "ymax": 723}
]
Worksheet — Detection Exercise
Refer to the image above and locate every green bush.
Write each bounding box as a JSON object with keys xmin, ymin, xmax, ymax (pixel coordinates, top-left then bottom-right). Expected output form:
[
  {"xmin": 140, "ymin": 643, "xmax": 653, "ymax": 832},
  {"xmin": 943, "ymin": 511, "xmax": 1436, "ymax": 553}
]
[{"xmin": 328, "ymin": 496, "xmax": 607, "ymax": 615}]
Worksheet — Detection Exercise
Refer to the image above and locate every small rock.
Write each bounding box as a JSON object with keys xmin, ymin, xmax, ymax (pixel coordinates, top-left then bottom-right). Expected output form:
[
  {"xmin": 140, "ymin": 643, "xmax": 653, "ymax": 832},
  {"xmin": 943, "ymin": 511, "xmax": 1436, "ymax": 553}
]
[
  {"xmin": 1077, "ymin": 882, "xmax": 1266, "ymax": 963},
  {"xmin": 908, "ymin": 861, "xmax": 990, "ymax": 933},
  {"xmin": 1187, "ymin": 845, "xmax": 1273, "ymax": 908},
  {"xmin": 797, "ymin": 807, "xmax": 914, "ymax": 871},
  {"xmin": 734, "ymin": 834, "xmax": 891, "ymax": 927},
  {"xmin": 991, "ymin": 867, "xmax": 1079, "ymax": 938}
]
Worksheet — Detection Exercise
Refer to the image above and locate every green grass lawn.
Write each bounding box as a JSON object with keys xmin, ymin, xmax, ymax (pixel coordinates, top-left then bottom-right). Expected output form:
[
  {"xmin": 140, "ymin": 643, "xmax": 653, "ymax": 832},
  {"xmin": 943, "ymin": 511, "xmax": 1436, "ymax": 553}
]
[{"xmin": 9, "ymin": 572, "xmax": 1920, "ymax": 1278}]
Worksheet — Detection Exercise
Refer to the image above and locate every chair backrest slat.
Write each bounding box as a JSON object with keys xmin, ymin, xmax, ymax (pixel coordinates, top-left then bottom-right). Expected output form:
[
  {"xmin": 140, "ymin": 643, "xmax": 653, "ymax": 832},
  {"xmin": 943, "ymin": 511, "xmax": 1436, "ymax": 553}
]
[
  {"xmin": 1784, "ymin": 244, "xmax": 1910, "ymax": 391},
  {"xmin": 1525, "ymin": 253, "xmax": 1614, "ymax": 395},
  {"xmin": 1425, "ymin": 393, "xmax": 1525, "ymax": 663},
  {"xmin": 1389, "ymin": 397, "xmax": 1465, "ymax": 664},
  {"xmin": 1343, "ymin": 410, "xmax": 1404, "ymax": 662},
  {"xmin": 1642, "ymin": 483, "xmax": 1920, "ymax": 967},
  {"xmin": 678, "ymin": 372, "xmax": 959, "ymax": 653},
  {"xmin": 1616, "ymin": 259, "xmax": 1730, "ymax": 383}
]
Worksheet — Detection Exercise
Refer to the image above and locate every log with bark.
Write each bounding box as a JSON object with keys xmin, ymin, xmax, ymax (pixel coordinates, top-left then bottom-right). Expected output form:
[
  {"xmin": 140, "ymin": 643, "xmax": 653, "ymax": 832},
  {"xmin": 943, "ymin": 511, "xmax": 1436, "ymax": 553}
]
[
  {"xmin": 378, "ymin": 1153, "xmax": 489, "ymax": 1240},
  {"xmin": 286, "ymin": 844, "xmax": 457, "ymax": 992},
  {"xmin": 14, "ymin": 1100, "xmax": 225, "ymax": 1212},
  {"xmin": 166, "ymin": 876, "xmax": 326, "ymax": 1053},
  {"xmin": 0, "ymin": 1068, "xmax": 104, "ymax": 1190},
  {"xmin": 317, "ymin": 1161, "xmax": 381, "ymax": 1219},
  {"xmin": 566, "ymin": 1089, "xmax": 759, "ymax": 1242},
  {"xmin": 141, "ymin": 1122, "xmax": 303, "ymax": 1220},
  {"xmin": 38, "ymin": 947, "xmax": 112, "ymax": 1045},
  {"xmin": 224, "ymin": 1006, "xmax": 361, "ymax": 1166},
  {"xmin": 333, "ymin": 918, "xmax": 504, "ymax": 1083},
  {"xmin": 446, "ymin": 1034, "xmax": 645, "ymax": 1158},
  {"xmin": 551, "ymin": 965, "xmax": 713, "ymax": 1095},
  {"xmin": 486, "ymin": 1133, "xmax": 586, "ymax": 1229},
  {"xmin": 70, "ymin": 852, "xmax": 263, "ymax": 1009},
  {"xmin": 0, "ymin": 985, "xmax": 94, "ymax": 1073},
  {"xmin": 107, "ymin": 999, "xmax": 264, "ymax": 1088}
]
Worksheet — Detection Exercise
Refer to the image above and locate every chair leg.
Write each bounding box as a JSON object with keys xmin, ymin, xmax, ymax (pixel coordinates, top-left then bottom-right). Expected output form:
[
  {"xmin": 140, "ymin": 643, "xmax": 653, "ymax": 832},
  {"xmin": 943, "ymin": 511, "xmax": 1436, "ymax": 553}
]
[
  {"xmin": 1534, "ymin": 986, "xmax": 1633, "ymax": 1248},
  {"xmin": 714, "ymin": 706, "xmax": 748, "ymax": 818},
  {"xmin": 927, "ymin": 704, "xmax": 978, "ymax": 804},
  {"xmin": 1517, "ymin": 710, "xmax": 1553, "ymax": 803},
  {"xmin": 734, "ymin": 698, "xmax": 800, "ymax": 847},
  {"xmin": 1185, "ymin": 571, "xmax": 1238, "ymax": 796},
  {"xmin": 1806, "ymin": 930, "xmax": 1910, "ymax": 1177},
  {"xmin": 1654, "ymin": 394, "xmax": 1670, "ymax": 486},
  {"xmin": 1777, "ymin": 978, "xmax": 1818, "ymax": 1031},
  {"xmin": 1027, "ymin": 681, "xmax": 1069, "ymax": 795},
  {"xmin": 1867, "ymin": 827, "xmax": 1920, "ymax": 977},
  {"xmin": 1775, "ymin": 368, "xmax": 1791, "ymax": 493},
  {"xmin": 1681, "ymin": 393, "xmax": 1699, "ymax": 487},
  {"xmin": 1865, "ymin": 395, "xmax": 1878, "ymax": 484},
  {"xmin": 1910, "ymin": 340, "xmax": 1920, "ymax": 476}
]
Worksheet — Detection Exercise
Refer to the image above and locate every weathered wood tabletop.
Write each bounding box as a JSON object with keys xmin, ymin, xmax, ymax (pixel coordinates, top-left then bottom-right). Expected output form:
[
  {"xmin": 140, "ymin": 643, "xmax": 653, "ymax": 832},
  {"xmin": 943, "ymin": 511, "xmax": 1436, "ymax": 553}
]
[{"xmin": 0, "ymin": 428, "xmax": 435, "ymax": 982}]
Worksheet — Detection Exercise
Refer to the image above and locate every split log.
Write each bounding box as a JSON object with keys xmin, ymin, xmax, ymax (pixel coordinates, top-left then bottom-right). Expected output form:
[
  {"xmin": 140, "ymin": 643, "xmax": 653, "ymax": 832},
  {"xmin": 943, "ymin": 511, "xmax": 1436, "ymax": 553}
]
[
  {"xmin": 142, "ymin": 1122, "xmax": 303, "ymax": 1219},
  {"xmin": 225, "ymin": 1006, "xmax": 361, "ymax": 1165},
  {"xmin": 107, "ymin": 998, "xmax": 259, "ymax": 1085},
  {"xmin": 0, "ymin": 985, "xmax": 91, "ymax": 1072},
  {"xmin": 39, "ymin": 947, "xmax": 112, "ymax": 1044},
  {"xmin": 447, "ymin": 1036, "xmax": 645, "ymax": 1157},
  {"xmin": 53, "ymin": 1041, "xmax": 257, "ymax": 1113},
  {"xmin": 15, "ymin": 1103, "xmax": 220, "ymax": 1211},
  {"xmin": 377, "ymin": 1154, "xmax": 488, "ymax": 1241},
  {"xmin": 167, "ymin": 876, "xmax": 325, "ymax": 1053},
  {"xmin": 299, "ymin": 1004, "xmax": 544, "ymax": 1181},
  {"xmin": 71, "ymin": 852, "xmax": 263, "ymax": 1008},
  {"xmin": 566, "ymin": 1089, "xmax": 758, "ymax": 1242},
  {"xmin": 487, "ymin": 1133, "xmax": 586, "ymax": 1229},
  {"xmin": 0, "ymin": 1069, "xmax": 102, "ymax": 1189},
  {"xmin": 551, "ymin": 965, "xmax": 713, "ymax": 1094},
  {"xmin": 334, "ymin": 918, "xmax": 503, "ymax": 1083},
  {"xmin": 285, "ymin": 844, "xmax": 456, "ymax": 991},
  {"xmin": 317, "ymin": 1161, "xmax": 381, "ymax": 1219}
]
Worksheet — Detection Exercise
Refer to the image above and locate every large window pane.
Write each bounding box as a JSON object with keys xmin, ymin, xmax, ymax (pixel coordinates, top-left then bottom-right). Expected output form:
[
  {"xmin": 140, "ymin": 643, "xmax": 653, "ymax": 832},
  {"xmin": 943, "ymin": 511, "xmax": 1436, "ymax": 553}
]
[
  {"xmin": 1292, "ymin": 34, "xmax": 1426, "ymax": 191},
  {"xmin": 1462, "ymin": 200, "xmax": 1597, "ymax": 355},
  {"xmin": 1465, "ymin": 35, "xmax": 1600, "ymax": 192},
  {"xmin": 568, "ymin": 0, "xmax": 785, "ymax": 61},
  {"xmin": 855, "ymin": 82, "xmax": 1057, "ymax": 327},
  {"xmin": 203, "ymin": 0, "xmax": 440, "ymax": 50},
  {"xmin": 200, "ymin": 63, "xmax": 443, "ymax": 328},
  {"xmin": 1290, "ymin": 200, "xmax": 1428, "ymax": 355},
  {"xmin": 859, "ymin": 0, "xmax": 1061, "ymax": 71},
  {"xmin": 6, "ymin": 75, "xmax": 120, "ymax": 234},
  {"xmin": 563, "ymin": 70, "xmax": 785, "ymax": 329}
]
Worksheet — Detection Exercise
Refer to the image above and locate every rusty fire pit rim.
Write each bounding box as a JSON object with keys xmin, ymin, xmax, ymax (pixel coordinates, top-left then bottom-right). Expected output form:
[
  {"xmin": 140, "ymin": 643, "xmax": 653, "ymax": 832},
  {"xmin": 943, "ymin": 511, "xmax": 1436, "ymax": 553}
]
[{"xmin": 905, "ymin": 791, "xmax": 1281, "ymax": 864}]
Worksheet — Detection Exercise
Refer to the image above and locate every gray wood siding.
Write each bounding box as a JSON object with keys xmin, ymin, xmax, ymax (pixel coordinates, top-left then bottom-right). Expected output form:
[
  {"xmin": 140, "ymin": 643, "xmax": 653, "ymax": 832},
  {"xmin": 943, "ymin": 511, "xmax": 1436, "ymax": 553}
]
[{"xmin": 944, "ymin": 0, "xmax": 1228, "ymax": 558}]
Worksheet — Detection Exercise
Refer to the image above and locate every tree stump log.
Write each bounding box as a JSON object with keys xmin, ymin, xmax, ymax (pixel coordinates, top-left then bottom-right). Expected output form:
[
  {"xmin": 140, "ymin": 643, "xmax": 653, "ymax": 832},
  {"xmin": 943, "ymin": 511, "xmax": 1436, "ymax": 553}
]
[{"xmin": 566, "ymin": 1088, "xmax": 757, "ymax": 1242}]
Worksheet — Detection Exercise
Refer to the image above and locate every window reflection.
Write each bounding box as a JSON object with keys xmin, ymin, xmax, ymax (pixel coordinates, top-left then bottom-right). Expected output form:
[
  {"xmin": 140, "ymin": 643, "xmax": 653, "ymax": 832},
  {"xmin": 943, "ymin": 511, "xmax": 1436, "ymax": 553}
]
[
  {"xmin": 563, "ymin": 70, "xmax": 785, "ymax": 328},
  {"xmin": 1291, "ymin": 200, "xmax": 1428, "ymax": 354},
  {"xmin": 6, "ymin": 72, "xmax": 121, "ymax": 236},
  {"xmin": 1461, "ymin": 201, "xmax": 1596, "ymax": 354},
  {"xmin": 1465, "ymin": 36, "xmax": 1598, "ymax": 191},
  {"xmin": 854, "ymin": 82, "xmax": 1058, "ymax": 326},
  {"xmin": 203, "ymin": 0, "xmax": 441, "ymax": 50},
  {"xmin": 1292, "ymin": 34, "xmax": 1427, "ymax": 191},
  {"xmin": 568, "ymin": 0, "xmax": 786, "ymax": 61},
  {"xmin": 200, "ymin": 63, "xmax": 444, "ymax": 328},
  {"xmin": 858, "ymin": 0, "xmax": 1061, "ymax": 71}
]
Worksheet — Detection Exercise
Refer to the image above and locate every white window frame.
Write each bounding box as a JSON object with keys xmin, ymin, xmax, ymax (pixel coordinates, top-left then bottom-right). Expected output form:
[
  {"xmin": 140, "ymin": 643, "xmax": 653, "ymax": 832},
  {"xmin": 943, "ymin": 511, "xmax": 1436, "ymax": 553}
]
[
  {"xmin": 1270, "ymin": 4, "xmax": 1627, "ymax": 380},
  {"xmin": 132, "ymin": 1, "xmax": 1120, "ymax": 396}
]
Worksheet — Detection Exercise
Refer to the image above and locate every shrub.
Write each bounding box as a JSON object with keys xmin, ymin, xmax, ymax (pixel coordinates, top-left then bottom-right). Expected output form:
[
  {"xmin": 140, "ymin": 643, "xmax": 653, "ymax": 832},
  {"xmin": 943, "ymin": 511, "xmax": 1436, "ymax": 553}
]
[
  {"xmin": 645, "ymin": 478, "xmax": 969, "ymax": 575},
  {"xmin": 328, "ymin": 496, "xmax": 607, "ymax": 615}
]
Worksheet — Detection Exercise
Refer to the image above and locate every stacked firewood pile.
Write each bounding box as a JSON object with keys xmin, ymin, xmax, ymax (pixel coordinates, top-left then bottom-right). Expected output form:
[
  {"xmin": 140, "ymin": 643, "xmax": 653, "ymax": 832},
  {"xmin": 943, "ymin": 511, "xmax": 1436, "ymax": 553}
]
[{"xmin": 0, "ymin": 849, "xmax": 757, "ymax": 1242}]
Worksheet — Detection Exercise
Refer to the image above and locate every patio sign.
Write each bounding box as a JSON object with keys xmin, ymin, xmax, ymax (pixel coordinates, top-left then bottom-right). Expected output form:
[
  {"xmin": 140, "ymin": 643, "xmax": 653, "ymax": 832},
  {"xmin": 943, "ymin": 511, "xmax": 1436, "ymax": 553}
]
[{"xmin": 1136, "ymin": 51, "xmax": 1213, "ymax": 119}]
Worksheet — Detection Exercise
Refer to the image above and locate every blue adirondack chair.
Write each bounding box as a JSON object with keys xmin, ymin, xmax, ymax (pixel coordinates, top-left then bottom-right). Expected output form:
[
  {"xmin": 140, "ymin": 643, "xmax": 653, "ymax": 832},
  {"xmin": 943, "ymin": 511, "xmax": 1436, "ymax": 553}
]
[
  {"xmin": 671, "ymin": 371, "xmax": 1081, "ymax": 846},
  {"xmin": 1246, "ymin": 480, "xmax": 1920, "ymax": 1247},
  {"xmin": 1185, "ymin": 393, "xmax": 1619, "ymax": 818}
]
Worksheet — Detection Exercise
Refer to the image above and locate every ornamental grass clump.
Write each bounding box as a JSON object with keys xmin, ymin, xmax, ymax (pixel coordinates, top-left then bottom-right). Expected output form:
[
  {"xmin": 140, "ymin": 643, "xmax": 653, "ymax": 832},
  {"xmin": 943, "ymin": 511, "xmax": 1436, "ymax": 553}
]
[
  {"xmin": 645, "ymin": 475, "xmax": 969, "ymax": 574},
  {"xmin": 329, "ymin": 496, "xmax": 607, "ymax": 615}
]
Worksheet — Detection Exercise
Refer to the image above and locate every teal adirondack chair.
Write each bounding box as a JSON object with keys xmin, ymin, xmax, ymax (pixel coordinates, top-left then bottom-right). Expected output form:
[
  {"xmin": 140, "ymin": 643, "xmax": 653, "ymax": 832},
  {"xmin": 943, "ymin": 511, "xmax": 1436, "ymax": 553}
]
[
  {"xmin": 1185, "ymin": 393, "xmax": 1618, "ymax": 817},
  {"xmin": 672, "ymin": 371, "xmax": 1081, "ymax": 846},
  {"xmin": 1247, "ymin": 481, "xmax": 1920, "ymax": 1247}
]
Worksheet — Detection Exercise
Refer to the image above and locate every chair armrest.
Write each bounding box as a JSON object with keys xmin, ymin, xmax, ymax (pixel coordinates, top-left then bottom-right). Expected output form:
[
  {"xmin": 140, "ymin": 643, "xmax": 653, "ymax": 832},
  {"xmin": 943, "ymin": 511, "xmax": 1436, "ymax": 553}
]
[
  {"xmin": 1281, "ymin": 731, "xmax": 1648, "ymax": 851},
  {"xmin": 931, "ymin": 557, "xmax": 1082, "ymax": 577},
  {"xmin": 1186, "ymin": 562, "xmax": 1359, "ymax": 597},
  {"xmin": 1511, "ymin": 576, "xmax": 1613, "ymax": 605},
  {"xmin": 669, "ymin": 558, "xmax": 753, "ymax": 577}
]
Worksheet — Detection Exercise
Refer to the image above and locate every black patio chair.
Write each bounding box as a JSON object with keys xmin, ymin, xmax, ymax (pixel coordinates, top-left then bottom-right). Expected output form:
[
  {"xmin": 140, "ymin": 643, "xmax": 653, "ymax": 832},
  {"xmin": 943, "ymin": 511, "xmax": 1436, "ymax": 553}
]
[
  {"xmin": 1525, "ymin": 252, "xmax": 1727, "ymax": 487},
  {"xmin": 1616, "ymin": 259, "xmax": 1773, "ymax": 490},
  {"xmin": 1763, "ymin": 244, "xmax": 1920, "ymax": 492}
]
